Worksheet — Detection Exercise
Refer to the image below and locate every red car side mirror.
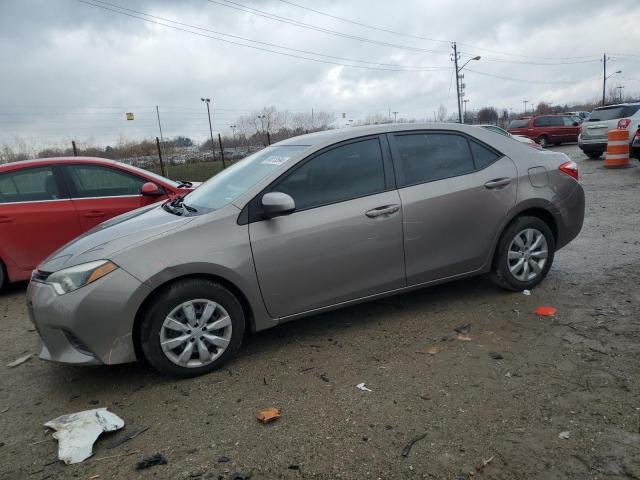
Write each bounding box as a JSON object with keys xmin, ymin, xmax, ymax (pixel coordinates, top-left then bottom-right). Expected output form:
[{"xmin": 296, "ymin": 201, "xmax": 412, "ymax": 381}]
[{"xmin": 141, "ymin": 182, "xmax": 163, "ymax": 196}]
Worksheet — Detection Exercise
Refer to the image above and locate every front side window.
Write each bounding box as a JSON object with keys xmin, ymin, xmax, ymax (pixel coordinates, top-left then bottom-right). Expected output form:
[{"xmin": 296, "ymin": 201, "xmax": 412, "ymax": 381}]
[
  {"xmin": 562, "ymin": 116, "xmax": 578, "ymax": 126},
  {"xmin": 394, "ymin": 133, "xmax": 475, "ymax": 187},
  {"xmin": 272, "ymin": 138, "xmax": 386, "ymax": 211},
  {"xmin": 67, "ymin": 165, "xmax": 146, "ymax": 198},
  {"xmin": 0, "ymin": 167, "xmax": 60, "ymax": 203}
]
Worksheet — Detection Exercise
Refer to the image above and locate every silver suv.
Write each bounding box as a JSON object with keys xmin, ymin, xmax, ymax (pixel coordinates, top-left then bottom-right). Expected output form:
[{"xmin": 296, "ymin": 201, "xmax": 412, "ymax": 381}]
[
  {"xmin": 579, "ymin": 102, "xmax": 640, "ymax": 159},
  {"xmin": 27, "ymin": 124, "xmax": 585, "ymax": 377}
]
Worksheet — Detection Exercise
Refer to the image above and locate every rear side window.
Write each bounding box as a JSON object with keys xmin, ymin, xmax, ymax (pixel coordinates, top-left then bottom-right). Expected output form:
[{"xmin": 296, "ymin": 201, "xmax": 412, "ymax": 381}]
[
  {"xmin": 67, "ymin": 165, "xmax": 146, "ymax": 198},
  {"xmin": 0, "ymin": 167, "xmax": 61, "ymax": 203},
  {"xmin": 469, "ymin": 140, "xmax": 501, "ymax": 169},
  {"xmin": 394, "ymin": 133, "xmax": 475, "ymax": 187},
  {"xmin": 533, "ymin": 117, "xmax": 550, "ymax": 127},
  {"xmin": 272, "ymin": 138, "xmax": 385, "ymax": 211},
  {"xmin": 508, "ymin": 119, "xmax": 529, "ymax": 128},
  {"xmin": 562, "ymin": 116, "xmax": 578, "ymax": 126}
]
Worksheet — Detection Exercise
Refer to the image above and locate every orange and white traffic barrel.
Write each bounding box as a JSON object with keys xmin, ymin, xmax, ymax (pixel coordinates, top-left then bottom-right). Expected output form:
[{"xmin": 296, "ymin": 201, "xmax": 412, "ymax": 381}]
[{"xmin": 603, "ymin": 120, "xmax": 632, "ymax": 169}]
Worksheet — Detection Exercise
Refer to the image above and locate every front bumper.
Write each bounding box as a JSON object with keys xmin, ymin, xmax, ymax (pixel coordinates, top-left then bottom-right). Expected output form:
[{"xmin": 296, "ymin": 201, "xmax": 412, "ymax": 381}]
[{"xmin": 26, "ymin": 267, "xmax": 151, "ymax": 365}]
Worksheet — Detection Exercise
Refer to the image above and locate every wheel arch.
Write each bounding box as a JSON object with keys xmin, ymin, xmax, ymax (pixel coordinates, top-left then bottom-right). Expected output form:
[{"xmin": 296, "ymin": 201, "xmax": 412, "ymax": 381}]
[{"xmin": 132, "ymin": 273, "xmax": 256, "ymax": 362}]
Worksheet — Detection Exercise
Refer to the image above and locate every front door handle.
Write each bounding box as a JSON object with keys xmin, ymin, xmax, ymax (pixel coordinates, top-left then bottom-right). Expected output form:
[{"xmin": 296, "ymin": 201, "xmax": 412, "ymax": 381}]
[
  {"xmin": 0, "ymin": 216, "xmax": 14, "ymax": 224},
  {"xmin": 83, "ymin": 211, "xmax": 106, "ymax": 219},
  {"xmin": 484, "ymin": 178, "xmax": 512, "ymax": 189},
  {"xmin": 365, "ymin": 204, "xmax": 400, "ymax": 218}
]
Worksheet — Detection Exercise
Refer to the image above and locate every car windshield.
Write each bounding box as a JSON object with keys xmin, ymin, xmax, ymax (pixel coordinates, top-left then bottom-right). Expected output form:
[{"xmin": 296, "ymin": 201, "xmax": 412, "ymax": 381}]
[
  {"xmin": 508, "ymin": 119, "xmax": 529, "ymax": 128},
  {"xmin": 482, "ymin": 125, "xmax": 509, "ymax": 136},
  {"xmin": 184, "ymin": 145, "xmax": 309, "ymax": 212},
  {"xmin": 587, "ymin": 105, "xmax": 640, "ymax": 122}
]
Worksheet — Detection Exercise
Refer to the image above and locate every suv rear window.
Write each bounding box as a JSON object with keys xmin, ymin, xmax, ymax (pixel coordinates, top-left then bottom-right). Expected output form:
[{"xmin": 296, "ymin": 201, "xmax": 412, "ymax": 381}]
[
  {"xmin": 508, "ymin": 119, "xmax": 529, "ymax": 128},
  {"xmin": 587, "ymin": 105, "xmax": 640, "ymax": 122}
]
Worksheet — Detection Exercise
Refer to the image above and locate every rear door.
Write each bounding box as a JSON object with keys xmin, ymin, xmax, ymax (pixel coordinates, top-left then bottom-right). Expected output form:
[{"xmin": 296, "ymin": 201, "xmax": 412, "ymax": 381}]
[
  {"xmin": 389, "ymin": 131, "xmax": 517, "ymax": 286},
  {"xmin": 0, "ymin": 165, "xmax": 81, "ymax": 274},
  {"xmin": 561, "ymin": 115, "xmax": 581, "ymax": 141},
  {"xmin": 249, "ymin": 136, "xmax": 405, "ymax": 318},
  {"xmin": 63, "ymin": 163, "xmax": 150, "ymax": 231}
]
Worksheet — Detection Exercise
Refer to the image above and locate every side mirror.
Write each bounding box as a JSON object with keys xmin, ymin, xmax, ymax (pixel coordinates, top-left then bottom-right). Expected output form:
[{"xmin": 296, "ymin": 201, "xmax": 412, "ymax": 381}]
[
  {"xmin": 141, "ymin": 182, "xmax": 163, "ymax": 196},
  {"xmin": 262, "ymin": 192, "xmax": 295, "ymax": 218},
  {"xmin": 573, "ymin": 121, "xmax": 580, "ymax": 126}
]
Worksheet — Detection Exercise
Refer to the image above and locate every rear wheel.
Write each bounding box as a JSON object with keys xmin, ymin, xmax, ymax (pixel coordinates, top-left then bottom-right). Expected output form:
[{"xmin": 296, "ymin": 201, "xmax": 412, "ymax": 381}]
[
  {"xmin": 0, "ymin": 260, "xmax": 6, "ymax": 291},
  {"xmin": 586, "ymin": 151, "xmax": 603, "ymax": 159},
  {"xmin": 491, "ymin": 216, "xmax": 555, "ymax": 291},
  {"xmin": 139, "ymin": 278, "xmax": 245, "ymax": 377},
  {"xmin": 537, "ymin": 136, "xmax": 549, "ymax": 148}
]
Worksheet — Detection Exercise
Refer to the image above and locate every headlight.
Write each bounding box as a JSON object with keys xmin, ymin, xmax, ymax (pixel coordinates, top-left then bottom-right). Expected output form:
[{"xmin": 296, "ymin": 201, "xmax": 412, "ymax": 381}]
[{"xmin": 46, "ymin": 260, "xmax": 118, "ymax": 295}]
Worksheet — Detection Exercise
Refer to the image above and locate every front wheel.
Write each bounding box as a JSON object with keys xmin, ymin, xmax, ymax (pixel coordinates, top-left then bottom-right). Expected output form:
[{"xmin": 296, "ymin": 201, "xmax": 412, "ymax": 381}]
[
  {"xmin": 0, "ymin": 259, "xmax": 6, "ymax": 291},
  {"xmin": 537, "ymin": 136, "xmax": 549, "ymax": 148},
  {"xmin": 585, "ymin": 151, "xmax": 603, "ymax": 159},
  {"xmin": 139, "ymin": 278, "xmax": 245, "ymax": 377},
  {"xmin": 491, "ymin": 216, "xmax": 555, "ymax": 291}
]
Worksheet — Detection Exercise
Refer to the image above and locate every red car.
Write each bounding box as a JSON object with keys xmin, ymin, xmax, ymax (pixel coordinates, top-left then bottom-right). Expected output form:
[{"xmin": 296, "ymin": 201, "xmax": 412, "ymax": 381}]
[
  {"xmin": 0, "ymin": 157, "xmax": 195, "ymax": 287},
  {"xmin": 507, "ymin": 114, "xmax": 582, "ymax": 148}
]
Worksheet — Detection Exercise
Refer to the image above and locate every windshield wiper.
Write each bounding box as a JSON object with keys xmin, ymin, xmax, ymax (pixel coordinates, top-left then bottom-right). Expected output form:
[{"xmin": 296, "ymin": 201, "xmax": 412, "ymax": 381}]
[
  {"xmin": 169, "ymin": 193, "xmax": 198, "ymax": 215},
  {"xmin": 176, "ymin": 180, "xmax": 193, "ymax": 188}
]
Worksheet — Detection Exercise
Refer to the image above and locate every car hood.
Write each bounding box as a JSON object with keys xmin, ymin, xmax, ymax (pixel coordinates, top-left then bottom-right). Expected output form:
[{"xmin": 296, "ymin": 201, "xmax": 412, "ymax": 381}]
[{"xmin": 39, "ymin": 204, "xmax": 195, "ymax": 273}]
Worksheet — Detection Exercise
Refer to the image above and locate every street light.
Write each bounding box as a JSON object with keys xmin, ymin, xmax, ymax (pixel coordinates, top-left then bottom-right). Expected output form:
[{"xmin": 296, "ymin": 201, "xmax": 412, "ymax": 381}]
[
  {"xmin": 455, "ymin": 54, "xmax": 481, "ymax": 123},
  {"xmin": 603, "ymin": 70, "xmax": 622, "ymax": 105},
  {"xmin": 200, "ymin": 98, "xmax": 217, "ymax": 165},
  {"xmin": 463, "ymin": 99, "xmax": 470, "ymax": 123},
  {"xmin": 257, "ymin": 114, "xmax": 270, "ymax": 145}
]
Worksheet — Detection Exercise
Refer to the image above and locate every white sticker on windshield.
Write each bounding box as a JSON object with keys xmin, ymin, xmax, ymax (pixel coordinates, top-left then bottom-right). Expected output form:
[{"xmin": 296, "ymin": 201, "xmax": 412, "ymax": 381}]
[{"xmin": 261, "ymin": 155, "xmax": 290, "ymax": 166}]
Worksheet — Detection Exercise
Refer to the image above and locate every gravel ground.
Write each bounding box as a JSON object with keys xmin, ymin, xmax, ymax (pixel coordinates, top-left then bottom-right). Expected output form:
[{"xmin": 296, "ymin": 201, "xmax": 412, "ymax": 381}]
[{"xmin": 1, "ymin": 144, "xmax": 639, "ymax": 480}]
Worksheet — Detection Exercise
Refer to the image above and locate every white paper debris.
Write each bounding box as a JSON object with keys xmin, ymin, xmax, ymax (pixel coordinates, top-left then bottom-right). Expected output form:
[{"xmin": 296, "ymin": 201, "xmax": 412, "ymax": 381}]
[
  {"xmin": 44, "ymin": 408, "xmax": 124, "ymax": 464},
  {"xmin": 558, "ymin": 431, "xmax": 570, "ymax": 439},
  {"xmin": 6, "ymin": 353, "xmax": 32, "ymax": 368},
  {"xmin": 356, "ymin": 383, "xmax": 372, "ymax": 392},
  {"xmin": 522, "ymin": 289, "xmax": 531, "ymax": 296}
]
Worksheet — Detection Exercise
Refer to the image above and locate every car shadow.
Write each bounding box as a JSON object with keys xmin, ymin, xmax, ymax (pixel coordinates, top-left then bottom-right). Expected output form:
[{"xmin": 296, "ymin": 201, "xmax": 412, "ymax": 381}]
[{"xmin": 35, "ymin": 274, "xmax": 506, "ymax": 394}]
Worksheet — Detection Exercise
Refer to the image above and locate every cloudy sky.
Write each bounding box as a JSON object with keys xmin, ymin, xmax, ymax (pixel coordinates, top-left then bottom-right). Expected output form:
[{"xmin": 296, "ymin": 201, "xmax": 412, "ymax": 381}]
[{"xmin": 1, "ymin": 0, "xmax": 639, "ymax": 150}]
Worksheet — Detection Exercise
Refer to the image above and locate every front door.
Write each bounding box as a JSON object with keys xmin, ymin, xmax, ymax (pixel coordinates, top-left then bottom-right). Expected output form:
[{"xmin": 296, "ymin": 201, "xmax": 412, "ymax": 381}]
[
  {"xmin": 249, "ymin": 137, "xmax": 405, "ymax": 318},
  {"xmin": 0, "ymin": 165, "xmax": 82, "ymax": 274},
  {"xmin": 64, "ymin": 164, "xmax": 149, "ymax": 231},
  {"xmin": 389, "ymin": 131, "xmax": 517, "ymax": 286}
]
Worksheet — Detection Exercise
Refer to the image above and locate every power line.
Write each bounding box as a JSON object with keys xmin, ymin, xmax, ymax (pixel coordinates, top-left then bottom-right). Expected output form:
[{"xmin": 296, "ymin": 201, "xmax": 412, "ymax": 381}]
[
  {"xmin": 274, "ymin": 0, "xmax": 603, "ymax": 61},
  {"xmin": 465, "ymin": 68, "xmax": 600, "ymax": 85},
  {"xmin": 207, "ymin": 0, "xmax": 454, "ymax": 56},
  {"xmin": 80, "ymin": 0, "xmax": 449, "ymax": 72}
]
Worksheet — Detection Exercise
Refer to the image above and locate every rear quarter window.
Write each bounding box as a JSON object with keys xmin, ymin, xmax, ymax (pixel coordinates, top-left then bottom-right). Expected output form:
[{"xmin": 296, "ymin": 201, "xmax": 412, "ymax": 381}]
[{"xmin": 0, "ymin": 167, "xmax": 61, "ymax": 203}]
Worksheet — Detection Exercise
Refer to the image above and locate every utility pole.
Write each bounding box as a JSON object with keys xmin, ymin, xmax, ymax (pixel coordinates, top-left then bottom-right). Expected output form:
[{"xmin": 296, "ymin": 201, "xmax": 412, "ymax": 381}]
[
  {"xmin": 602, "ymin": 53, "xmax": 608, "ymax": 106},
  {"xmin": 463, "ymin": 99, "xmax": 469, "ymax": 123},
  {"xmin": 523, "ymin": 100, "xmax": 529, "ymax": 115},
  {"xmin": 393, "ymin": 111, "xmax": 399, "ymax": 122},
  {"xmin": 616, "ymin": 85, "xmax": 625, "ymax": 102},
  {"xmin": 155, "ymin": 105, "xmax": 165, "ymax": 163},
  {"xmin": 311, "ymin": 108, "xmax": 314, "ymax": 129},
  {"xmin": 217, "ymin": 132, "xmax": 226, "ymax": 169},
  {"xmin": 453, "ymin": 42, "xmax": 462, "ymax": 123},
  {"xmin": 452, "ymin": 42, "xmax": 481, "ymax": 124},
  {"xmin": 71, "ymin": 140, "xmax": 78, "ymax": 157},
  {"xmin": 201, "ymin": 98, "xmax": 216, "ymax": 163}
]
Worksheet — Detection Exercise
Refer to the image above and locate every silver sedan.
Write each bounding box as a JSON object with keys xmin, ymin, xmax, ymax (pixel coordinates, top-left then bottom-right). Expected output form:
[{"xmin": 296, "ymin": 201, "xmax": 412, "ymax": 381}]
[{"xmin": 27, "ymin": 123, "xmax": 584, "ymax": 377}]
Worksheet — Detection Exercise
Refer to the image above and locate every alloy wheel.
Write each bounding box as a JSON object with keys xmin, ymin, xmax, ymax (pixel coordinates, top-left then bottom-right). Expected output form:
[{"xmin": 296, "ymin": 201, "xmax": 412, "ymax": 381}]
[
  {"xmin": 507, "ymin": 228, "xmax": 548, "ymax": 282},
  {"xmin": 159, "ymin": 299, "xmax": 232, "ymax": 368}
]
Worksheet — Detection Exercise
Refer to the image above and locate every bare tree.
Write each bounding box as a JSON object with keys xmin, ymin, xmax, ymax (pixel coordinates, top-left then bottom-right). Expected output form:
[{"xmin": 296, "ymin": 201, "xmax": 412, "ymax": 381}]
[{"xmin": 437, "ymin": 104, "xmax": 448, "ymax": 122}]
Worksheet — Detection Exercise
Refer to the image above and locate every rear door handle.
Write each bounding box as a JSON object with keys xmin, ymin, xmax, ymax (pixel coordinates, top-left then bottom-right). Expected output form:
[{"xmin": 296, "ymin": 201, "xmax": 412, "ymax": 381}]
[
  {"xmin": 365, "ymin": 204, "xmax": 400, "ymax": 218},
  {"xmin": 0, "ymin": 216, "xmax": 14, "ymax": 224},
  {"xmin": 484, "ymin": 178, "xmax": 512, "ymax": 189},
  {"xmin": 83, "ymin": 211, "xmax": 106, "ymax": 219}
]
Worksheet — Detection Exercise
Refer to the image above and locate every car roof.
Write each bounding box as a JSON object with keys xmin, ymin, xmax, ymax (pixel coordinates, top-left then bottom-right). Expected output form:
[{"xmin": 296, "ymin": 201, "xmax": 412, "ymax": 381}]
[
  {"xmin": 593, "ymin": 102, "xmax": 640, "ymax": 110},
  {"xmin": 275, "ymin": 122, "xmax": 496, "ymax": 149},
  {"xmin": 0, "ymin": 156, "xmax": 131, "ymax": 173}
]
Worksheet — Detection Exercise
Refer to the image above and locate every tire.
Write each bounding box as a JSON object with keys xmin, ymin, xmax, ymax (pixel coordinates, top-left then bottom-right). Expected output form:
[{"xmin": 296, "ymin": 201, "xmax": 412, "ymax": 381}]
[
  {"xmin": 490, "ymin": 216, "xmax": 556, "ymax": 291},
  {"xmin": 537, "ymin": 136, "xmax": 549, "ymax": 148},
  {"xmin": 586, "ymin": 151, "xmax": 603, "ymax": 159},
  {"xmin": 553, "ymin": 142, "xmax": 562, "ymax": 146},
  {"xmin": 0, "ymin": 260, "xmax": 6, "ymax": 291},
  {"xmin": 139, "ymin": 278, "xmax": 245, "ymax": 377}
]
